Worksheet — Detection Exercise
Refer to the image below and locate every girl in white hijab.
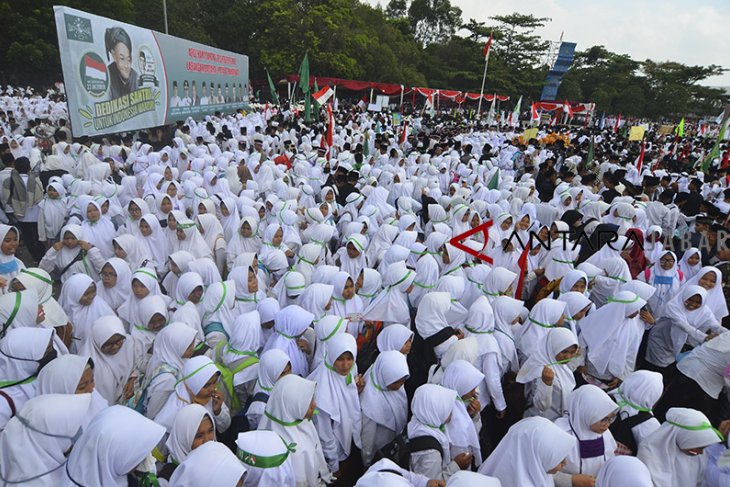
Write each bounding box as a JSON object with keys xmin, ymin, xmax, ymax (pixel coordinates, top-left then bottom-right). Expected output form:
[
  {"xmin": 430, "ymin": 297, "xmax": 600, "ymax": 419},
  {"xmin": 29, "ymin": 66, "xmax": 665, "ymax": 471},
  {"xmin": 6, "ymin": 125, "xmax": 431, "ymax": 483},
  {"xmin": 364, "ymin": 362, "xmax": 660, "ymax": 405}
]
[
  {"xmin": 229, "ymin": 264, "xmax": 266, "ymax": 313},
  {"xmin": 201, "ymin": 280, "xmax": 237, "ymax": 348},
  {"xmin": 595, "ymin": 456, "xmax": 653, "ymax": 487},
  {"xmin": 138, "ymin": 213, "xmax": 171, "ymax": 273},
  {"xmin": 236, "ymin": 430, "xmax": 297, "ymax": 487},
  {"xmin": 335, "ymin": 234, "xmax": 369, "ymax": 279},
  {"xmin": 356, "ymin": 268, "xmax": 382, "ymax": 304},
  {"xmin": 37, "ymin": 182, "xmax": 68, "ymax": 244},
  {"xmin": 36, "ymin": 354, "xmax": 109, "ymax": 425},
  {"xmin": 172, "ymin": 218, "xmax": 214, "ymax": 260},
  {"xmin": 164, "ymin": 404, "xmax": 216, "ymax": 469},
  {"xmin": 154, "ymin": 355, "xmax": 231, "ymax": 434},
  {"xmin": 515, "ymin": 298, "xmax": 567, "ymax": 363},
  {"xmin": 681, "ymin": 266, "xmax": 728, "ymax": 322},
  {"xmin": 197, "ymin": 212, "xmax": 227, "ymax": 275},
  {"xmin": 214, "ymin": 310, "xmax": 262, "ymax": 411},
  {"xmin": 80, "ymin": 315, "xmax": 137, "ymax": 404},
  {"xmin": 0, "ymin": 327, "xmax": 56, "ymax": 429},
  {"xmin": 245, "ymin": 348, "xmax": 291, "ymax": 430},
  {"xmin": 639, "ymin": 250, "xmax": 682, "ymax": 316},
  {"xmin": 262, "ymin": 305, "xmax": 316, "ymax": 377},
  {"xmin": 38, "ymin": 224, "xmax": 106, "ymax": 283},
  {"xmin": 59, "ymin": 273, "xmax": 114, "ymax": 346},
  {"xmin": 136, "ymin": 322, "xmax": 197, "ymax": 419},
  {"xmin": 637, "ymin": 407, "xmax": 722, "ymax": 487},
  {"xmin": 361, "ymin": 261, "xmax": 415, "ymax": 327},
  {"xmin": 308, "ymin": 333, "xmax": 362, "ymax": 478},
  {"xmin": 578, "ymin": 291, "xmax": 646, "ymax": 386},
  {"xmin": 482, "ymin": 267, "xmax": 517, "ymax": 304},
  {"xmin": 557, "ymin": 291, "xmax": 593, "ymax": 337},
  {"xmin": 588, "ymin": 257, "xmax": 632, "ymax": 309},
  {"xmin": 80, "ymin": 199, "xmax": 116, "ymax": 259},
  {"xmin": 162, "ymin": 249, "xmax": 195, "ymax": 297},
  {"xmin": 117, "ymin": 267, "xmax": 169, "ymax": 329},
  {"xmin": 294, "ymin": 243, "xmax": 321, "ymax": 285},
  {"xmin": 408, "ymin": 383, "xmax": 470, "ymax": 481},
  {"xmin": 678, "ymin": 247, "xmax": 702, "ymax": 281},
  {"xmin": 644, "ymin": 285, "xmax": 724, "ymax": 377},
  {"xmin": 0, "ymin": 393, "xmax": 92, "ymax": 486},
  {"xmin": 491, "ymin": 295, "xmax": 524, "ymax": 371},
  {"xmin": 298, "ymin": 282, "xmax": 334, "ymax": 323},
  {"xmin": 272, "ymin": 270, "xmax": 306, "ymax": 308},
  {"xmin": 112, "ymin": 233, "xmax": 153, "ymax": 270},
  {"xmin": 359, "ymin": 350, "xmax": 410, "ymax": 467},
  {"xmin": 416, "ymin": 292, "xmax": 461, "ymax": 361},
  {"xmin": 331, "ymin": 271, "xmax": 365, "ymax": 336},
  {"xmin": 517, "ymin": 327, "xmax": 579, "ymax": 421},
  {"xmin": 257, "ymin": 374, "xmax": 332, "ymax": 487},
  {"xmin": 95, "ymin": 257, "xmax": 132, "ymax": 312},
  {"xmin": 554, "ymin": 385, "xmax": 618, "ymax": 483},
  {"xmin": 440, "ymin": 359, "xmax": 486, "ymax": 467},
  {"xmin": 64, "ymin": 405, "xmax": 166, "ymax": 487},
  {"xmin": 609, "ymin": 369, "xmax": 663, "ymax": 455}
]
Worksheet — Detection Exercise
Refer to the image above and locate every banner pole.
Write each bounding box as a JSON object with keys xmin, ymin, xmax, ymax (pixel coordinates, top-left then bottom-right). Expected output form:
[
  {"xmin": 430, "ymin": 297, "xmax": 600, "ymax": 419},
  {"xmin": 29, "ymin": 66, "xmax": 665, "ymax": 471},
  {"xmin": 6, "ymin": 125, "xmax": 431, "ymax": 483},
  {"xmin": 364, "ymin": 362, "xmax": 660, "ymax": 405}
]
[{"xmin": 477, "ymin": 56, "xmax": 488, "ymax": 115}]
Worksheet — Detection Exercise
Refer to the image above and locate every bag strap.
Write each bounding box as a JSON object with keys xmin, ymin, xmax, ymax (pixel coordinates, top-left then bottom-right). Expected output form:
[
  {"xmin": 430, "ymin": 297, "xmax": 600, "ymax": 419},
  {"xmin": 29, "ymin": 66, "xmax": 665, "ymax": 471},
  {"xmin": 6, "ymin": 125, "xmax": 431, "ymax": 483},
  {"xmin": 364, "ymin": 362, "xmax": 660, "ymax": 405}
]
[
  {"xmin": 0, "ymin": 390, "xmax": 16, "ymax": 418},
  {"xmin": 59, "ymin": 249, "xmax": 86, "ymax": 277},
  {"xmin": 408, "ymin": 435, "xmax": 444, "ymax": 457},
  {"xmin": 423, "ymin": 327, "xmax": 455, "ymax": 349}
]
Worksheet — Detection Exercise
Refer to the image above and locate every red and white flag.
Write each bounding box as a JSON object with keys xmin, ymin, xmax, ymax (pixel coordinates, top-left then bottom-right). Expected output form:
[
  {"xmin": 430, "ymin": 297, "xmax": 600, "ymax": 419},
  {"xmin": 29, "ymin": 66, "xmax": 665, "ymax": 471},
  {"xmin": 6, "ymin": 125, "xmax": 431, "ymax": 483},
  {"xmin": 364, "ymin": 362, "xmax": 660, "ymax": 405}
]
[
  {"xmin": 614, "ymin": 113, "xmax": 622, "ymax": 133},
  {"xmin": 312, "ymin": 85, "xmax": 334, "ymax": 106},
  {"xmin": 530, "ymin": 103, "xmax": 540, "ymax": 124},
  {"xmin": 482, "ymin": 34, "xmax": 493, "ymax": 61},
  {"xmin": 84, "ymin": 55, "xmax": 106, "ymax": 81},
  {"xmin": 399, "ymin": 120, "xmax": 409, "ymax": 146}
]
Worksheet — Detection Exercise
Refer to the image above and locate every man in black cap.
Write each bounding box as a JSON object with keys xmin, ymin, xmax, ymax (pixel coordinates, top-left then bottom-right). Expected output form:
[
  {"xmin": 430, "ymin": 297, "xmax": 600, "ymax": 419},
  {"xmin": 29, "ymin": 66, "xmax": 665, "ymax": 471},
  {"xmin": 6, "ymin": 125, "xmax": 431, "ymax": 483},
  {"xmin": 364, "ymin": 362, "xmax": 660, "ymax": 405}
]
[
  {"xmin": 679, "ymin": 178, "xmax": 704, "ymax": 217},
  {"xmin": 642, "ymin": 176, "xmax": 660, "ymax": 201}
]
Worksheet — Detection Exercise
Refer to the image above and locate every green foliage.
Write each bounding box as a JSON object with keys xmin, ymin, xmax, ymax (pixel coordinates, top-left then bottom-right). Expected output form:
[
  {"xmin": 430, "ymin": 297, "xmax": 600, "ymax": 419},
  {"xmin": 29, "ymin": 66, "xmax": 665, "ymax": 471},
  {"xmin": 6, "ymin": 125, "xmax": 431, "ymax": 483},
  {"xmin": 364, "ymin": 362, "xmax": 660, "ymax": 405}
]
[{"xmin": 0, "ymin": 1, "xmax": 726, "ymax": 118}]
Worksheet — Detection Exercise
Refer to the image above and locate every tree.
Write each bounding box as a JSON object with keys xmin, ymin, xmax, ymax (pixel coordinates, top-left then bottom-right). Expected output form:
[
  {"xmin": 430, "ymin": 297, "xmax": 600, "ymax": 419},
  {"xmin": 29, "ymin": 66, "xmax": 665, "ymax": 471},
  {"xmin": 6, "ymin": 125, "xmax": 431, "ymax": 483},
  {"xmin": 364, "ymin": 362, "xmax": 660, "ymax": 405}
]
[
  {"xmin": 489, "ymin": 13, "xmax": 550, "ymax": 69},
  {"xmin": 407, "ymin": 0, "xmax": 462, "ymax": 47}
]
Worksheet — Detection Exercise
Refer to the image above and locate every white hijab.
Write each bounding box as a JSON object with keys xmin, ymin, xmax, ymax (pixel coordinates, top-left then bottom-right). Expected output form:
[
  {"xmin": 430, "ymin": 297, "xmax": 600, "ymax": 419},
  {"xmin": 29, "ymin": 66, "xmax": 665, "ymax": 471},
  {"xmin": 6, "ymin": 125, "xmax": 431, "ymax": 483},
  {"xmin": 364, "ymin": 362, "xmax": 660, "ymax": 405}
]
[
  {"xmin": 515, "ymin": 298, "xmax": 567, "ymax": 361},
  {"xmin": 681, "ymin": 266, "xmax": 728, "ymax": 321},
  {"xmin": 95, "ymin": 257, "xmax": 132, "ymax": 311},
  {"xmin": 360, "ymin": 350, "xmax": 409, "ymax": 434},
  {"xmin": 478, "ymin": 416, "xmax": 576, "ymax": 486},
  {"xmin": 257, "ymin": 374, "xmax": 331, "ymax": 486},
  {"xmin": 0, "ymin": 393, "xmax": 92, "ymax": 486},
  {"xmin": 406, "ymin": 384, "xmax": 458, "ymax": 468},
  {"xmin": 595, "ymin": 456, "xmax": 653, "ymax": 487},
  {"xmin": 262, "ymin": 305, "xmax": 315, "ymax": 377},
  {"xmin": 235, "ymin": 429, "xmax": 297, "ymax": 486},
  {"xmin": 440, "ymin": 359, "xmax": 485, "ymax": 466},
  {"xmin": 361, "ymin": 261, "xmax": 415, "ymax": 326},
  {"xmin": 65, "ymin": 405, "xmax": 166, "ymax": 487},
  {"xmin": 165, "ymin": 403, "xmax": 215, "ymax": 464},
  {"xmin": 59, "ymin": 273, "xmax": 114, "ymax": 344}
]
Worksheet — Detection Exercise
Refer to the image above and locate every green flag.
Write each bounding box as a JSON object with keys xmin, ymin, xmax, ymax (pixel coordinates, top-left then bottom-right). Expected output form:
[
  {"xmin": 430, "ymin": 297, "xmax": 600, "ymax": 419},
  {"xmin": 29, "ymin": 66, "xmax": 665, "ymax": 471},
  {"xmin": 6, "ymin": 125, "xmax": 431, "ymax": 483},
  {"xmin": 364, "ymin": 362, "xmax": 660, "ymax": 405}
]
[
  {"xmin": 675, "ymin": 118, "xmax": 685, "ymax": 137},
  {"xmin": 701, "ymin": 120, "xmax": 728, "ymax": 172},
  {"xmin": 266, "ymin": 70, "xmax": 280, "ymax": 105},
  {"xmin": 298, "ymin": 53, "xmax": 311, "ymax": 122},
  {"xmin": 487, "ymin": 168, "xmax": 500, "ymax": 190}
]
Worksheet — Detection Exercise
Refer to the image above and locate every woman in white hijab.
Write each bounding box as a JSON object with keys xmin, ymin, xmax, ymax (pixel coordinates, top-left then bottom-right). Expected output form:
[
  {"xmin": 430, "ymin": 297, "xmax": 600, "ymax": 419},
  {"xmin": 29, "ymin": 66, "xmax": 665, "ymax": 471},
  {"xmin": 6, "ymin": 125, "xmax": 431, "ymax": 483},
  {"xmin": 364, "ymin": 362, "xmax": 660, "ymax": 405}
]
[
  {"xmin": 359, "ymin": 350, "xmax": 410, "ymax": 467},
  {"xmin": 65, "ymin": 405, "xmax": 166, "ymax": 486},
  {"xmin": 263, "ymin": 305, "xmax": 315, "ymax": 377},
  {"xmin": 36, "ymin": 354, "xmax": 109, "ymax": 425},
  {"xmin": 113, "ymin": 233, "xmax": 154, "ymax": 272},
  {"xmin": 595, "ymin": 456, "xmax": 653, "ymax": 487},
  {"xmin": 440, "ymin": 360, "xmax": 485, "ymax": 467},
  {"xmin": 637, "ymin": 407, "xmax": 722, "ymax": 487},
  {"xmin": 0, "ymin": 393, "xmax": 92, "ymax": 486},
  {"xmin": 80, "ymin": 315, "xmax": 137, "ymax": 405},
  {"xmin": 645, "ymin": 285, "xmax": 723, "ymax": 379},
  {"xmin": 258, "ymin": 374, "xmax": 332, "ymax": 487},
  {"xmin": 639, "ymin": 250, "xmax": 682, "ymax": 317},
  {"xmin": 0, "ymin": 327, "xmax": 56, "ymax": 429},
  {"xmin": 557, "ymin": 291, "xmax": 592, "ymax": 337},
  {"xmin": 678, "ymin": 247, "xmax": 702, "ymax": 281},
  {"xmin": 294, "ymin": 243, "xmax": 321, "ymax": 286},
  {"xmin": 553, "ymin": 385, "xmax": 618, "ymax": 484},
  {"xmin": 578, "ymin": 291, "xmax": 646, "ymax": 387},
  {"xmin": 138, "ymin": 213, "xmax": 171, "ymax": 273},
  {"xmin": 236, "ymin": 430, "xmax": 296, "ymax": 487},
  {"xmin": 588, "ymin": 257, "xmax": 632, "ymax": 309},
  {"xmin": 361, "ymin": 261, "xmax": 416, "ymax": 328},
  {"xmin": 58, "ymin": 273, "xmax": 114, "ymax": 346},
  {"xmin": 214, "ymin": 310, "xmax": 262, "ymax": 411},
  {"xmin": 681, "ymin": 266, "xmax": 729, "ymax": 322},
  {"xmin": 196, "ymin": 213, "xmax": 227, "ymax": 275},
  {"xmin": 482, "ymin": 267, "xmax": 517, "ymax": 304},
  {"xmin": 201, "ymin": 280, "xmax": 237, "ymax": 348},
  {"xmin": 416, "ymin": 292, "xmax": 461, "ymax": 361},
  {"xmin": 245, "ymin": 348, "xmax": 291, "ymax": 430},
  {"xmin": 154, "ymin": 355, "xmax": 231, "ymax": 435},
  {"xmin": 335, "ymin": 234, "xmax": 369, "ymax": 280},
  {"xmin": 515, "ymin": 298, "xmax": 567, "ymax": 363},
  {"xmin": 408, "ymin": 383, "xmax": 470, "ymax": 481},
  {"xmin": 172, "ymin": 218, "xmax": 214, "ymax": 260},
  {"xmin": 330, "ymin": 271, "xmax": 365, "ymax": 336},
  {"xmin": 163, "ymin": 404, "xmax": 216, "ymax": 473},
  {"xmin": 308, "ymin": 333, "xmax": 362, "ymax": 479},
  {"xmin": 95, "ymin": 257, "xmax": 132, "ymax": 312},
  {"xmin": 517, "ymin": 327, "xmax": 579, "ymax": 421},
  {"xmin": 608, "ymin": 369, "xmax": 663, "ymax": 455},
  {"xmin": 38, "ymin": 224, "xmax": 105, "ymax": 283},
  {"xmin": 80, "ymin": 199, "xmax": 116, "ymax": 259},
  {"xmin": 134, "ymin": 322, "xmax": 197, "ymax": 419},
  {"xmin": 117, "ymin": 267, "xmax": 169, "ymax": 329}
]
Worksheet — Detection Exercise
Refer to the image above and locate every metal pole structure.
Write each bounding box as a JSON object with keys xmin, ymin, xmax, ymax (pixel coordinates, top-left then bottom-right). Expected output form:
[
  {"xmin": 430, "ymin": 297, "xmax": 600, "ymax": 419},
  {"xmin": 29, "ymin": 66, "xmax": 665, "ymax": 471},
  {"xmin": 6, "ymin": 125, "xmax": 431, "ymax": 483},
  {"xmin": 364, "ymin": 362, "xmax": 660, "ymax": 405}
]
[
  {"xmin": 163, "ymin": 0, "xmax": 169, "ymax": 34},
  {"xmin": 477, "ymin": 57, "xmax": 488, "ymax": 115},
  {"xmin": 399, "ymin": 85, "xmax": 404, "ymax": 110},
  {"xmin": 369, "ymin": 88, "xmax": 374, "ymax": 104}
]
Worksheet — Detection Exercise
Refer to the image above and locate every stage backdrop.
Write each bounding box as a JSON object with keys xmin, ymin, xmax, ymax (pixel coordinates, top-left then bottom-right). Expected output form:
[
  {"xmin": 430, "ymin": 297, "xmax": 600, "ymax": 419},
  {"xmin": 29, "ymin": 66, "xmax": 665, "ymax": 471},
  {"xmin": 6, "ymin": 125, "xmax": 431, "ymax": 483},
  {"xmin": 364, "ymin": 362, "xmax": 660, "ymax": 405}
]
[{"xmin": 54, "ymin": 6, "xmax": 249, "ymax": 136}]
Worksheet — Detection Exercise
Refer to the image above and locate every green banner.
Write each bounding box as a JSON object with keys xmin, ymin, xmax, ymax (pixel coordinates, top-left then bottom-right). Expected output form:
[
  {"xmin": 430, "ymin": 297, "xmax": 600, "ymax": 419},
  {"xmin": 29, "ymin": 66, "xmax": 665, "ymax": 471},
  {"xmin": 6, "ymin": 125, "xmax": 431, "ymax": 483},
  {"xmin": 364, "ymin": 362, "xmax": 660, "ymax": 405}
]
[{"xmin": 54, "ymin": 6, "xmax": 249, "ymax": 137}]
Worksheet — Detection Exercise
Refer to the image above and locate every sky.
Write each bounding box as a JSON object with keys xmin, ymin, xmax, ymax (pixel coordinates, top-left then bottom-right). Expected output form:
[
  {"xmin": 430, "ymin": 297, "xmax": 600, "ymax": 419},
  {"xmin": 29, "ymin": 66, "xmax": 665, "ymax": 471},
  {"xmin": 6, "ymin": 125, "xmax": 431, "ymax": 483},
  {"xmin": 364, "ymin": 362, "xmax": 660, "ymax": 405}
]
[{"xmin": 365, "ymin": 0, "xmax": 730, "ymax": 86}]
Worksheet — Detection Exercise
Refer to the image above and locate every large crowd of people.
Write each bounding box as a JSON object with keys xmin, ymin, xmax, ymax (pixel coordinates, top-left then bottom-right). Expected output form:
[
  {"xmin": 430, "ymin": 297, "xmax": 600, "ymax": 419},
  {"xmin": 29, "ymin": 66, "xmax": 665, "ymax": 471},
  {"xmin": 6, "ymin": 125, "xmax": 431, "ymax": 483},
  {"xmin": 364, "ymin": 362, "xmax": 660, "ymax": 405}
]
[{"xmin": 0, "ymin": 85, "xmax": 729, "ymax": 486}]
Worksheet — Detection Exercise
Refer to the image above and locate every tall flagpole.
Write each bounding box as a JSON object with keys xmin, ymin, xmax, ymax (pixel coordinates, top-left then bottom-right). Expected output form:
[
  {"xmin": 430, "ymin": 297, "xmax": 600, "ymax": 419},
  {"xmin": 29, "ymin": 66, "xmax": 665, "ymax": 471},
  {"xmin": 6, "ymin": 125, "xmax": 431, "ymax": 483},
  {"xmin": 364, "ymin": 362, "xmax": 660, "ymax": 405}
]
[{"xmin": 477, "ymin": 33, "xmax": 493, "ymax": 116}]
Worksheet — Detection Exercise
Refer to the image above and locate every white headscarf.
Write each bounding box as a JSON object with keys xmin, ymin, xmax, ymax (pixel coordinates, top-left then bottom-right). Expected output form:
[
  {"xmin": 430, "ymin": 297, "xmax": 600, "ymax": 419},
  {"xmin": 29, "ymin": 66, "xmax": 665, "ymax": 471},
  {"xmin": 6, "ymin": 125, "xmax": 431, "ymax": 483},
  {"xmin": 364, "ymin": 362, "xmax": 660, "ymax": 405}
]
[
  {"xmin": 681, "ymin": 266, "xmax": 728, "ymax": 321},
  {"xmin": 440, "ymin": 359, "xmax": 485, "ymax": 466},
  {"xmin": 361, "ymin": 261, "xmax": 415, "ymax": 326},
  {"xmin": 65, "ymin": 405, "xmax": 166, "ymax": 487},
  {"xmin": 637, "ymin": 408, "xmax": 722, "ymax": 487},
  {"xmin": 169, "ymin": 438, "xmax": 248, "ymax": 486},
  {"xmin": 611, "ymin": 369, "xmax": 663, "ymax": 435},
  {"xmin": 59, "ymin": 273, "xmax": 114, "ymax": 344},
  {"xmin": 478, "ymin": 416, "xmax": 575, "ymax": 485},
  {"xmin": 257, "ymin": 374, "xmax": 331, "ymax": 486},
  {"xmin": 360, "ymin": 350, "xmax": 409, "ymax": 434},
  {"xmin": 595, "ymin": 455, "xmax": 652, "ymax": 487},
  {"xmin": 307, "ymin": 333, "xmax": 362, "ymax": 454},
  {"xmin": 579, "ymin": 291, "xmax": 646, "ymax": 379},
  {"xmin": 415, "ymin": 292, "xmax": 457, "ymax": 359},
  {"xmin": 407, "ymin": 384, "xmax": 458, "ymax": 468},
  {"xmin": 0, "ymin": 393, "xmax": 92, "ymax": 486},
  {"xmin": 678, "ymin": 247, "xmax": 702, "ymax": 281},
  {"xmin": 235, "ymin": 430, "xmax": 297, "ymax": 486},
  {"xmin": 262, "ymin": 305, "xmax": 315, "ymax": 377},
  {"xmin": 515, "ymin": 298, "xmax": 567, "ymax": 360},
  {"xmin": 165, "ymin": 403, "xmax": 215, "ymax": 464},
  {"xmin": 376, "ymin": 324, "xmax": 414, "ymax": 353},
  {"xmin": 95, "ymin": 257, "xmax": 132, "ymax": 311}
]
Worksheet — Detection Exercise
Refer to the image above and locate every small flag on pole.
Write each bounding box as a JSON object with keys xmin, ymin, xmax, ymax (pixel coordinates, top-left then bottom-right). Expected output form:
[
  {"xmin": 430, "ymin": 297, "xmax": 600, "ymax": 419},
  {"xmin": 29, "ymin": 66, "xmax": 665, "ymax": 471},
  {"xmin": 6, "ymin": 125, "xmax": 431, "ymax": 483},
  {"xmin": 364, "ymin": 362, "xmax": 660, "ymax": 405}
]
[
  {"xmin": 635, "ymin": 140, "xmax": 646, "ymax": 174},
  {"xmin": 675, "ymin": 118, "xmax": 685, "ymax": 137},
  {"xmin": 482, "ymin": 33, "xmax": 493, "ymax": 61},
  {"xmin": 614, "ymin": 113, "xmax": 621, "ymax": 133},
  {"xmin": 312, "ymin": 85, "xmax": 334, "ymax": 106}
]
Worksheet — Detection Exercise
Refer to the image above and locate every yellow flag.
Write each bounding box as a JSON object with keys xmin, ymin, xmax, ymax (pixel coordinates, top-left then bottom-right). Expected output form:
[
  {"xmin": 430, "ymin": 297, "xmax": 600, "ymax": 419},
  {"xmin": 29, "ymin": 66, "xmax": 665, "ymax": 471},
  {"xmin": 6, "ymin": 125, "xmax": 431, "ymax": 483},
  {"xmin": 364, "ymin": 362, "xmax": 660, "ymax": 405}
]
[{"xmin": 628, "ymin": 126, "xmax": 646, "ymax": 141}]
